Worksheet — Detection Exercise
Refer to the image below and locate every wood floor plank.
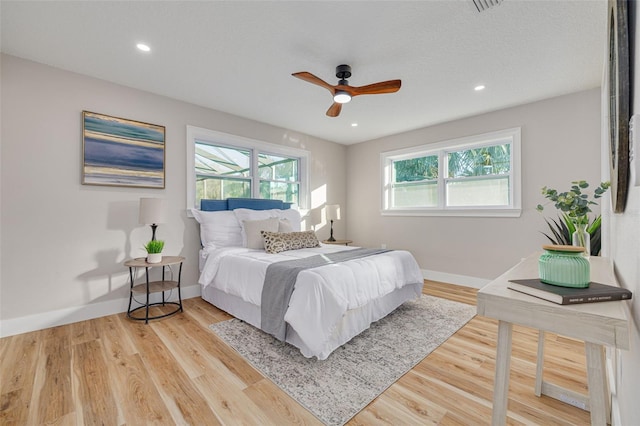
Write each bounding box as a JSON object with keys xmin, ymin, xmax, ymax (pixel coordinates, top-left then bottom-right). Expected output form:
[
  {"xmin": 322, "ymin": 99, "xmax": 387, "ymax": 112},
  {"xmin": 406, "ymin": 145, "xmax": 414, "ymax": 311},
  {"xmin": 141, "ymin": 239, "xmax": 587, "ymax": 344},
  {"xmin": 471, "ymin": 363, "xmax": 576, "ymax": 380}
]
[
  {"xmin": 28, "ymin": 327, "xmax": 74, "ymax": 425},
  {"xmin": 72, "ymin": 339, "xmax": 119, "ymax": 425},
  {"xmin": 0, "ymin": 332, "xmax": 41, "ymax": 425},
  {"xmin": 70, "ymin": 319, "xmax": 101, "ymax": 346},
  {"xmin": 123, "ymin": 321, "xmax": 219, "ymax": 425},
  {"xmin": 397, "ymin": 369, "xmax": 494, "ymax": 424},
  {"xmin": 183, "ymin": 297, "xmax": 233, "ymax": 327},
  {"xmin": 0, "ymin": 281, "xmax": 594, "ymax": 425},
  {"xmin": 0, "ymin": 332, "xmax": 40, "ymax": 394},
  {"xmin": 192, "ymin": 372, "xmax": 268, "ymax": 425},
  {"xmin": 376, "ymin": 383, "xmax": 449, "ymax": 424},
  {"xmin": 169, "ymin": 307, "xmax": 265, "ymax": 386},
  {"xmin": 94, "ymin": 314, "xmax": 138, "ymax": 362},
  {"xmin": 106, "ymin": 352, "xmax": 173, "ymax": 425},
  {"xmin": 242, "ymin": 378, "xmax": 322, "ymax": 425}
]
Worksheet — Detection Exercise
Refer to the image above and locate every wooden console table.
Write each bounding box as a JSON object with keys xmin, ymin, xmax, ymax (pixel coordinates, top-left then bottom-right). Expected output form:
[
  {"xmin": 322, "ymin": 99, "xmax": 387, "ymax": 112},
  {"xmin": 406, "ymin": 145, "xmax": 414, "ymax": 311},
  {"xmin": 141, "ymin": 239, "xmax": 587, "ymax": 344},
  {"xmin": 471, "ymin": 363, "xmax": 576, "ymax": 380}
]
[{"xmin": 477, "ymin": 253, "xmax": 629, "ymax": 426}]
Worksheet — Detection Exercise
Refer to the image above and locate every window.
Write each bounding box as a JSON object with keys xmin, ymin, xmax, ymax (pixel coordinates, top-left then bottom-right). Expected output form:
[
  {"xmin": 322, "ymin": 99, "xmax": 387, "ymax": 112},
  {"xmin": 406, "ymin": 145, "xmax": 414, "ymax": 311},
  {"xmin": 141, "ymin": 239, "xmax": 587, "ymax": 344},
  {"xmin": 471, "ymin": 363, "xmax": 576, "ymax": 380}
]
[
  {"xmin": 381, "ymin": 128, "xmax": 521, "ymax": 217},
  {"xmin": 258, "ymin": 152, "xmax": 300, "ymax": 201},
  {"xmin": 187, "ymin": 126, "xmax": 309, "ymax": 211},
  {"xmin": 195, "ymin": 143, "xmax": 252, "ymax": 201}
]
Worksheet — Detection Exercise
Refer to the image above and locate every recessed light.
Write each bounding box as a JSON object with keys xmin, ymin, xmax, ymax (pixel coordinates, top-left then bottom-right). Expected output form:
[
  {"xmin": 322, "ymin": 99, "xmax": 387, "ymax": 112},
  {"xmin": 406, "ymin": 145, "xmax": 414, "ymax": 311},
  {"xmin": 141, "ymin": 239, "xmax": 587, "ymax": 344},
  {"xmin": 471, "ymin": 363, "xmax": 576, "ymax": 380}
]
[
  {"xmin": 351, "ymin": 123, "xmax": 358, "ymax": 127},
  {"xmin": 474, "ymin": 85, "xmax": 485, "ymax": 91},
  {"xmin": 136, "ymin": 43, "xmax": 151, "ymax": 52}
]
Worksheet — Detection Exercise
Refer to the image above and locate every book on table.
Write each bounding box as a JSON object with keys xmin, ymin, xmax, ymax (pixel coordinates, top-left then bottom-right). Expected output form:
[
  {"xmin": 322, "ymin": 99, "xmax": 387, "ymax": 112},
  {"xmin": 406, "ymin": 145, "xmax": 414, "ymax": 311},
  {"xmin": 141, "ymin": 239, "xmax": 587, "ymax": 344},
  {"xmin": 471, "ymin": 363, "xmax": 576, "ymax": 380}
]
[{"xmin": 507, "ymin": 279, "xmax": 632, "ymax": 305}]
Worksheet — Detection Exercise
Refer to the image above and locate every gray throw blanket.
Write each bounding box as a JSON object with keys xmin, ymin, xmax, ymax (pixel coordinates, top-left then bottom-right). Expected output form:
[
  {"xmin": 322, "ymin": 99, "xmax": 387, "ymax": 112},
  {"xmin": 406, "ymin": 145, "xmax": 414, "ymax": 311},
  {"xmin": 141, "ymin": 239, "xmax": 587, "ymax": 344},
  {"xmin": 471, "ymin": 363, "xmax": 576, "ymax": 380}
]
[{"xmin": 261, "ymin": 248, "xmax": 391, "ymax": 341}]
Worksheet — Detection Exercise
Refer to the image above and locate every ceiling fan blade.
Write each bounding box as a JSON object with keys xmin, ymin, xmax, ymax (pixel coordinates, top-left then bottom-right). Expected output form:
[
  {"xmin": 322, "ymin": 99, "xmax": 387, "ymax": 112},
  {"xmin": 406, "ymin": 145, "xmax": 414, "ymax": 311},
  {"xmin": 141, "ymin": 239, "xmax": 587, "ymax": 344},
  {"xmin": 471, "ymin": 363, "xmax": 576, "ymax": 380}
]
[
  {"xmin": 350, "ymin": 79, "xmax": 402, "ymax": 96},
  {"xmin": 326, "ymin": 102, "xmax": 342, "ymax": 117},
  {"xmin": 292, "ymin": 72, "xmax": 336, "ymax": 95}
]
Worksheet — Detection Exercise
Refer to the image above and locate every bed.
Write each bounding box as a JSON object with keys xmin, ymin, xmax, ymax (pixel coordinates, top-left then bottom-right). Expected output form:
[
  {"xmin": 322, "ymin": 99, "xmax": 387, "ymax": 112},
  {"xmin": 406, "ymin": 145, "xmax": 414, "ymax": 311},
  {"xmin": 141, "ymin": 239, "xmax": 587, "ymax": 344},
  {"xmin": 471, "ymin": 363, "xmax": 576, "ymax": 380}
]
[{"xmin": 194, "ymin": 198, "xmax": 424, "ymax": 360}]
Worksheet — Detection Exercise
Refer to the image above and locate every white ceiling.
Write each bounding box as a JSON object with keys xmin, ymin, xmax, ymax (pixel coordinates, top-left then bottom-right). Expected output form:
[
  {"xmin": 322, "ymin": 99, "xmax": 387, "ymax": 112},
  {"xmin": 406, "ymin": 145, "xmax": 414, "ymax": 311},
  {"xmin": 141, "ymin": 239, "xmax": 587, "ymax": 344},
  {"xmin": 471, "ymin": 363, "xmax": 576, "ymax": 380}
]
[{"xmin": 1, "ymin": 0, "xmax": 607, "ymax": 145}]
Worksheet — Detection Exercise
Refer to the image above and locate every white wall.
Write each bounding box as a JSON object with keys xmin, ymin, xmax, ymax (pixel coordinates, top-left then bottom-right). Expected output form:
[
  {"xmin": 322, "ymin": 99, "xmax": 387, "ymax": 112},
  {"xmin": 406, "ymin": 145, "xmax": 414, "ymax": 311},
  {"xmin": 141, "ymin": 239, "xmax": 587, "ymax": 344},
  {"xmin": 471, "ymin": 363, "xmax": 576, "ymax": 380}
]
[
  {"xmin": 0, "ymin": 54, "xmax": 346, "ymax": 336},
  {"xmin": 346, "ymin": 89, "xmax": 602, "ymax": 282},
  {"xmin": 607, "ymin": 3, "xmax": 640, "ymax": 424}
]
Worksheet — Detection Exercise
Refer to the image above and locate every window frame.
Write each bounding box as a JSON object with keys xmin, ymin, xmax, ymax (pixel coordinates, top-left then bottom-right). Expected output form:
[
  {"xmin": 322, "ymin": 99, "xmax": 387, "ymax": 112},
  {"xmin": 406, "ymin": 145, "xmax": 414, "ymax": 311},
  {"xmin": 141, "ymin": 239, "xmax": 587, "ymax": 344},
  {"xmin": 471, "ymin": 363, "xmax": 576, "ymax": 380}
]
[
  {"xmin": 381, "ymin": 127, "xmax": 521, "ymax": 217},
  {"xmin": 186, "ymin": 126, "xmax": 309, "ymax": 214},
  {"xmin": 257, "ymin": 151, "xmax": 302, "ymax": 201}
]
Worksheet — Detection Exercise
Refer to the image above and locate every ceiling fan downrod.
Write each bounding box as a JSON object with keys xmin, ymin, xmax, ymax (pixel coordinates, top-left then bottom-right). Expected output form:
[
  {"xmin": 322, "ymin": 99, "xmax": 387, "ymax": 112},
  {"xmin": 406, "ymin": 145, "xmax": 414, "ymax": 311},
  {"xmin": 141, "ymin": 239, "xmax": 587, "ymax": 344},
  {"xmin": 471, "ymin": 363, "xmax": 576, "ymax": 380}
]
[{"xmin": 336, "ymin": 64, "xmax": 352, "ymax": 85}]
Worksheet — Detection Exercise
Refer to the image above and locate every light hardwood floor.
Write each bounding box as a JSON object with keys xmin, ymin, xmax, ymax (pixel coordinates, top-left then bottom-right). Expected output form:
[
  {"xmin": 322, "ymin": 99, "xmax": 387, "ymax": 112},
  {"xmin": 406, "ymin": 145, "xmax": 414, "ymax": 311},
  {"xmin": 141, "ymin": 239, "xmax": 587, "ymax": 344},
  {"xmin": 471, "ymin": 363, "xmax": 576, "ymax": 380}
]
[{"xmin": 1, "ymin": 281, "xmax": 591, "ymax": 425}]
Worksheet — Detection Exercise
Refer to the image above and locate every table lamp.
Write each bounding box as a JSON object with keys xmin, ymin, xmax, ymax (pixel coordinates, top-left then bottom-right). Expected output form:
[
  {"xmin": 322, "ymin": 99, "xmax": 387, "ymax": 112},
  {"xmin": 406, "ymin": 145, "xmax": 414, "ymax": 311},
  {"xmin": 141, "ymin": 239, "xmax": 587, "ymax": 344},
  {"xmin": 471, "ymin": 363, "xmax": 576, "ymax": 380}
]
[
  {"xmin": 326, "ymin": 204, "xmax": 341, "ymax": 242},
  {"xmin": 139, "ymin": 198, "xmax": 167, "ymax": 241}
]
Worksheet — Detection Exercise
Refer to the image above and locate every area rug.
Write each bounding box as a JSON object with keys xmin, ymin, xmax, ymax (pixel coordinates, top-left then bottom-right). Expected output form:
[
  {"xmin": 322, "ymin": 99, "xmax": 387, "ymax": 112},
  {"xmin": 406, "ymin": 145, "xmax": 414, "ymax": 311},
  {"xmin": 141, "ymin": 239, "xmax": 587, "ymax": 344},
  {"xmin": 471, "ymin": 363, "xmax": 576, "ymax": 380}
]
[{"xmin": 209, "ymin": 295, "xmax": 476, "ymax": 426}]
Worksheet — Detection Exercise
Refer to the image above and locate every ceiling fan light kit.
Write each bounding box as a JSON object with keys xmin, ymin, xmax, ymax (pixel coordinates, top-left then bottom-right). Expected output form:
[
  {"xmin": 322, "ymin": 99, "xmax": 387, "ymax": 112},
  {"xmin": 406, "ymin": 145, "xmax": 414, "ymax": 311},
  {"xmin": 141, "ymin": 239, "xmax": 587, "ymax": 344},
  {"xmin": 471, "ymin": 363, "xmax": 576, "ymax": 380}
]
[
  {"xmin": 333, "ymin": 91, "xmax": 351, "ymax": 104},
  {"xmin": 292, "ymin": 64, "xmax": 401, "ymax": 117}
]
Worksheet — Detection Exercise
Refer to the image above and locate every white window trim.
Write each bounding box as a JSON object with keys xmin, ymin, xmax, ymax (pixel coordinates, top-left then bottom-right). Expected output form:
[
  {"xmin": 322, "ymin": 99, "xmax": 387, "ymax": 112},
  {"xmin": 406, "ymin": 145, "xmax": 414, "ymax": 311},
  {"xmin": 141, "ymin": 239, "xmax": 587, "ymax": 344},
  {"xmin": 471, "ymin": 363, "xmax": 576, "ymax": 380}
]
[
  {"xmin": 186, "ymin": 126, "xmax": 310, "ymax": 215},
  {"xmin": 380, "ymin": 127, "xmax": 521, "ymax": 217}
]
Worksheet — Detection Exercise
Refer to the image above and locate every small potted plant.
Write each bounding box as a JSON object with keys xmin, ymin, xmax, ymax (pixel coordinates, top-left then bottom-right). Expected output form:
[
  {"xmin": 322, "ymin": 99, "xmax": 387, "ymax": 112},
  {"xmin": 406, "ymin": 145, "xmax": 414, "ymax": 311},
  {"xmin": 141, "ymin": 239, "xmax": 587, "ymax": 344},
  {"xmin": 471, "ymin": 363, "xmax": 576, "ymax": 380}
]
[{"xmin": 144, "ymin": 240, "xmax": 165, "ymax": 264}]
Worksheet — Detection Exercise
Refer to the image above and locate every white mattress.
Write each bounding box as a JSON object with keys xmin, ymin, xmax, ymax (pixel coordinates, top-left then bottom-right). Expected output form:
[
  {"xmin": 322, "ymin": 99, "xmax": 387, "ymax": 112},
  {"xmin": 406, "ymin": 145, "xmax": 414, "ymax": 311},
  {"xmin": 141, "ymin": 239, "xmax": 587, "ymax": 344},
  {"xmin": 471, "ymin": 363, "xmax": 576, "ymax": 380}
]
[{"xmin": 199, "ymin": 244, "xmax": 423, "ymax": 359}]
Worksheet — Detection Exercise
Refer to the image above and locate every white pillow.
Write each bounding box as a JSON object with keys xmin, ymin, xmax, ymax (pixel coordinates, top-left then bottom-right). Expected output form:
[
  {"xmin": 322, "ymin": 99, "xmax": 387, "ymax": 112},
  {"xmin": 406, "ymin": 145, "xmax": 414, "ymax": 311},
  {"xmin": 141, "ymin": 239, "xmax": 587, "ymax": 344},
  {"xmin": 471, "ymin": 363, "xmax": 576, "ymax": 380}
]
[
  {"xmin": 234, "ymin": 208, "xmax": 302, "ymax": 246},
  {"xmin": 242, "ymin": 217, "xmax": 280, "ymax": 249},
  {"xmin": 278, "ymin": 209, "xmax": 302, "ymax": 231},
  {"xmin": 233, "ymin": 208, "xmax": 274, "ymax": 224},
  {"xmin": 278, "ymin": 218, "xmax": 293, "ymax": 233},
  {"xmin": 191, "ymin": 209, "xmax": 242, "ymax": 249}
]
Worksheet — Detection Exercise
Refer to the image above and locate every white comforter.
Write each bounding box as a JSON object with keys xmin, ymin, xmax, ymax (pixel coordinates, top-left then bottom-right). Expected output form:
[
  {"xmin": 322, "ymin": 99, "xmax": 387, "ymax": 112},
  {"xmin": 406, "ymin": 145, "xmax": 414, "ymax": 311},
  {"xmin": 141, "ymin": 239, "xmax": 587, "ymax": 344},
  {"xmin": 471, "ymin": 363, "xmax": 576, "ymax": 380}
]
[{"xmin": 199, "ymin": 244, "xmax": 423, "ymax": 357}]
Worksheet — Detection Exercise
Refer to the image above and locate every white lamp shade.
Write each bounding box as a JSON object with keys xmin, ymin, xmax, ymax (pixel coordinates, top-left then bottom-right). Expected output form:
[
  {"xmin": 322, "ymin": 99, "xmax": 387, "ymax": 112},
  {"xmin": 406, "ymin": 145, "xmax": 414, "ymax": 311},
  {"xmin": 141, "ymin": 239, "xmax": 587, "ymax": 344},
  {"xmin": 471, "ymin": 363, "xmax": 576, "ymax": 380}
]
[
  {"xmin": 139, "ymin": 198, "xmax": 167, "ymax": 225},
  {"xmin": 326, "ymin": 204, "xmax": 341, "ymax": 221}
]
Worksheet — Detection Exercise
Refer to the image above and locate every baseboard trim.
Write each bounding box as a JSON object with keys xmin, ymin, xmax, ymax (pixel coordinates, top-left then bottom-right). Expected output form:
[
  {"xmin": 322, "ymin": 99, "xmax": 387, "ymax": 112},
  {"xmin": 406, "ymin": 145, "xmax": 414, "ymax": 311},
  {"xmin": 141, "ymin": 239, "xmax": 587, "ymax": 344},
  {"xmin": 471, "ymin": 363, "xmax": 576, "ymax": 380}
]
[
  {"xmin": 0, "ymin": 285, "xmax": 202, "ymax": 338},
  {"xmin": 422, "ymin": 269, "xmax": 489, "ymax": 289}
]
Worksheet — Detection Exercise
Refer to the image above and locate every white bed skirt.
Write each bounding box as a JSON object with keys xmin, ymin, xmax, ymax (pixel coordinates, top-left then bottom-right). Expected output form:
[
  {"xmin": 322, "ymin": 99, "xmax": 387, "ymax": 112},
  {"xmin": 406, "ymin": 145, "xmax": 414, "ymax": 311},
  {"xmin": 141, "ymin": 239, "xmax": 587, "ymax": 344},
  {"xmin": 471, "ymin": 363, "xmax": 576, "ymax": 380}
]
[{"xmin": 202, "ymin": 282, "xmax": 423, "ymax": 360}]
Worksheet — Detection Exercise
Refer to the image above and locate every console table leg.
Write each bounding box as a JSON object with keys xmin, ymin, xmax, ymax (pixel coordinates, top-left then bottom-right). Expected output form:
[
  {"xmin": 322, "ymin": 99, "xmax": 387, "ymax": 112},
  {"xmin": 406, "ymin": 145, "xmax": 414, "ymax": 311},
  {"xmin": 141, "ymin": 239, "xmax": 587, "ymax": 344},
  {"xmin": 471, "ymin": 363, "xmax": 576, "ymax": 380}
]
[
  {"xmin": 492, "ymin": 320, "xmax": 513, "ymax": 426},
  {"xmin": 585, "ymin": 342, "xmax": 608, "ymax": 426},
  {"xmin": 535, "ymin": 330, "xmax": 545, "ymax": 396}
]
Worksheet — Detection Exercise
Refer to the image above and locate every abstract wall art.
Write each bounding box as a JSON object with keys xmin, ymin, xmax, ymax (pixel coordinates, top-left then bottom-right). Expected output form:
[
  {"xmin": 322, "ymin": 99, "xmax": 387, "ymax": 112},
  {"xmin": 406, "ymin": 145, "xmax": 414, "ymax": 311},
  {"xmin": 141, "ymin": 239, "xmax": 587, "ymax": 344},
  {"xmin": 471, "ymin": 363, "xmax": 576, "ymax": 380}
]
[{"xmin": 82, "ymin": 111, "xmax": 166, "ymax": 188}]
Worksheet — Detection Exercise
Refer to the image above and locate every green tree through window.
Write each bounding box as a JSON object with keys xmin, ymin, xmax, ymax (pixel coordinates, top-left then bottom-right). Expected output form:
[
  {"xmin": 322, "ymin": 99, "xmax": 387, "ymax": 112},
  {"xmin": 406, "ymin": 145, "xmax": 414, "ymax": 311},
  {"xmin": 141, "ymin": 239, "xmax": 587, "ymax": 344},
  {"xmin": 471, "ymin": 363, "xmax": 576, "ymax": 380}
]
[{"xmin": 394, "ymin": 156, "xmax": 438, "ymax": 182}]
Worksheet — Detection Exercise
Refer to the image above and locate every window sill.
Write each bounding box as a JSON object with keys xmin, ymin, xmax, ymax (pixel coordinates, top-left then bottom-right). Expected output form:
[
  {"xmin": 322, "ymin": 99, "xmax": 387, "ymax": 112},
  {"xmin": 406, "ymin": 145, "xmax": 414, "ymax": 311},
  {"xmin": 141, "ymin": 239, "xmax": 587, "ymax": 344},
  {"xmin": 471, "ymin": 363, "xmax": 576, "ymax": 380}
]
[{"xmin": 381, "ymin": 208, "xmax": 522, "ymax": 218}]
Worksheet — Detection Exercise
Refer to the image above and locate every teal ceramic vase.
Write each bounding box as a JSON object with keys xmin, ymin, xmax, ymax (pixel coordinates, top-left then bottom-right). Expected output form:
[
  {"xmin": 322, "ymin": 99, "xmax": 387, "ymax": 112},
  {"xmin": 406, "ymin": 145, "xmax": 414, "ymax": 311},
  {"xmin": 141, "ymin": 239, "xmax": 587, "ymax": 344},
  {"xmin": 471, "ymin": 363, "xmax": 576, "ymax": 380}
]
[{"xmin": 538, "ymin": 245, "xmax": 590, "ymax": 288}]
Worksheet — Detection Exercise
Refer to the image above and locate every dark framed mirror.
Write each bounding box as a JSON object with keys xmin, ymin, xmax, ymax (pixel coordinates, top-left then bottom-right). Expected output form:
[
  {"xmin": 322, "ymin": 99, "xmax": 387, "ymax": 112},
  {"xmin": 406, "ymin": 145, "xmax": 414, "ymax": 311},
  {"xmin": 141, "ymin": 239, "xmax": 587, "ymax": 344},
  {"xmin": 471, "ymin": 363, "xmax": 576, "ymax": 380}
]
[{"xmin": 608, "ymin": 0, "xmax": 630, "ymax": 213}]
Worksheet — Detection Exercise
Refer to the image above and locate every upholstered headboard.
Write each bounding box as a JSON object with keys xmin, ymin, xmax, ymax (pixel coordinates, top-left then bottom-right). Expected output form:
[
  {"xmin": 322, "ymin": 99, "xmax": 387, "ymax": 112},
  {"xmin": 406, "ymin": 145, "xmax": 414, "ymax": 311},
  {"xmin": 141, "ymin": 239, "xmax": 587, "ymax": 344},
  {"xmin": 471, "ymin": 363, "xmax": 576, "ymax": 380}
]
[{"xmin": 200, "ymin": 197, "xmax": 292, "ymax": 211}]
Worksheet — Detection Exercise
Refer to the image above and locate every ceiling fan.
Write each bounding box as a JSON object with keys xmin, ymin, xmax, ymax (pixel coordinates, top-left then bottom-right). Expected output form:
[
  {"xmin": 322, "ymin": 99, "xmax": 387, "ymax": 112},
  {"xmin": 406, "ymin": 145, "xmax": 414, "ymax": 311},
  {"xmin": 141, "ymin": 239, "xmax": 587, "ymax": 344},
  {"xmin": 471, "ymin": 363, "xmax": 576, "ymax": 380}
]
[{"xmin": 292, "ymin": 64, "xmax": 401, "ymax": 117}]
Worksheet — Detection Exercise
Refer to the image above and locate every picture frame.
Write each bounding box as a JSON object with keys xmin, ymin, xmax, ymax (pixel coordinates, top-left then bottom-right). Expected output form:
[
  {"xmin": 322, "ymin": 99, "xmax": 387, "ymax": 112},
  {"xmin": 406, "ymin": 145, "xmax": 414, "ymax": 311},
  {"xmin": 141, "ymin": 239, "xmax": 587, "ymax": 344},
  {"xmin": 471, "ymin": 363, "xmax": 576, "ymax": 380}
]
[
  {"xmin": 82, "ymin": 111, "xmax": 166, "ymax": 189},
  {"xmin": 607, "ymin": 0, "xmax": 630, "ymax": 213}
]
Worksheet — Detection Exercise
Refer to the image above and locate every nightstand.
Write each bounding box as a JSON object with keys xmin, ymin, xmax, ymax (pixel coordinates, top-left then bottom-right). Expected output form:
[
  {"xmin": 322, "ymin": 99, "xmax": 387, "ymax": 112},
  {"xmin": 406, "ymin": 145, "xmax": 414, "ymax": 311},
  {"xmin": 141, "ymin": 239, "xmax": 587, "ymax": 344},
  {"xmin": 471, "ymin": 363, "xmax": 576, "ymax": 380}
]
[
  {"xmin": 322, "ymin": 239, "xmax": 353, "ymax": 246},
  {"xmin": 124, "ymin": 256, "xmax": 184, "ymax": 323}
]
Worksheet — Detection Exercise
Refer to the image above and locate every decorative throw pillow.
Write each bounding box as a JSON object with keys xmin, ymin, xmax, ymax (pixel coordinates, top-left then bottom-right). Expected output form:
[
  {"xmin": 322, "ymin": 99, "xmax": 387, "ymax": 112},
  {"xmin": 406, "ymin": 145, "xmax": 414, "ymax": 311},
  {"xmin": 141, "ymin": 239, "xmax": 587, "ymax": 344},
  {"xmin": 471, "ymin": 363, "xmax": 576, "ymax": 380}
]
[
  {"xmin": 261, "ymin": 230, "xmax": 320, "ymax": 254},
  {"xmin": 243, "ymin": 218, "xmax": 280, "ymax": 249}
]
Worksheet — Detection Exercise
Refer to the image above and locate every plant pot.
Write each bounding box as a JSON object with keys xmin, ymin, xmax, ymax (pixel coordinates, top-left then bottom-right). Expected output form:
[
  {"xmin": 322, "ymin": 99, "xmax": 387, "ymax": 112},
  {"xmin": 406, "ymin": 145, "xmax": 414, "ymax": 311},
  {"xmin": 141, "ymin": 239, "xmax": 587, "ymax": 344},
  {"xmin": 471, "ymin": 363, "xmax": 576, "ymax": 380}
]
[{"xmin": 146, "ymin": 253, "xmax": 162, "ymax": 264}]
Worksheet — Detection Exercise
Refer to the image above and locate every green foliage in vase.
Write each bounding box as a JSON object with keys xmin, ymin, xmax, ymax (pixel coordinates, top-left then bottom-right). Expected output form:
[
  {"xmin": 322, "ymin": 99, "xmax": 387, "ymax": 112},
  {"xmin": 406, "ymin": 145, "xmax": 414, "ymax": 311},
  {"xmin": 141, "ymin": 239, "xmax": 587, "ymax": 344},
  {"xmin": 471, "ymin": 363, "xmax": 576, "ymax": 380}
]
[
  {"xmin": 144, "ymin": 240, "xmax": 165, "ymax": 254},
  {"xmin": 536, "ymin": 180, "xmax": 610, "ymax": 225},
  {"xmin": 541, "ymin": 214, "xmax": 603, "ymax": 256},
  {"xmin": 537, "ymin": 180, "xmax": 609, "ymax": 255}
]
